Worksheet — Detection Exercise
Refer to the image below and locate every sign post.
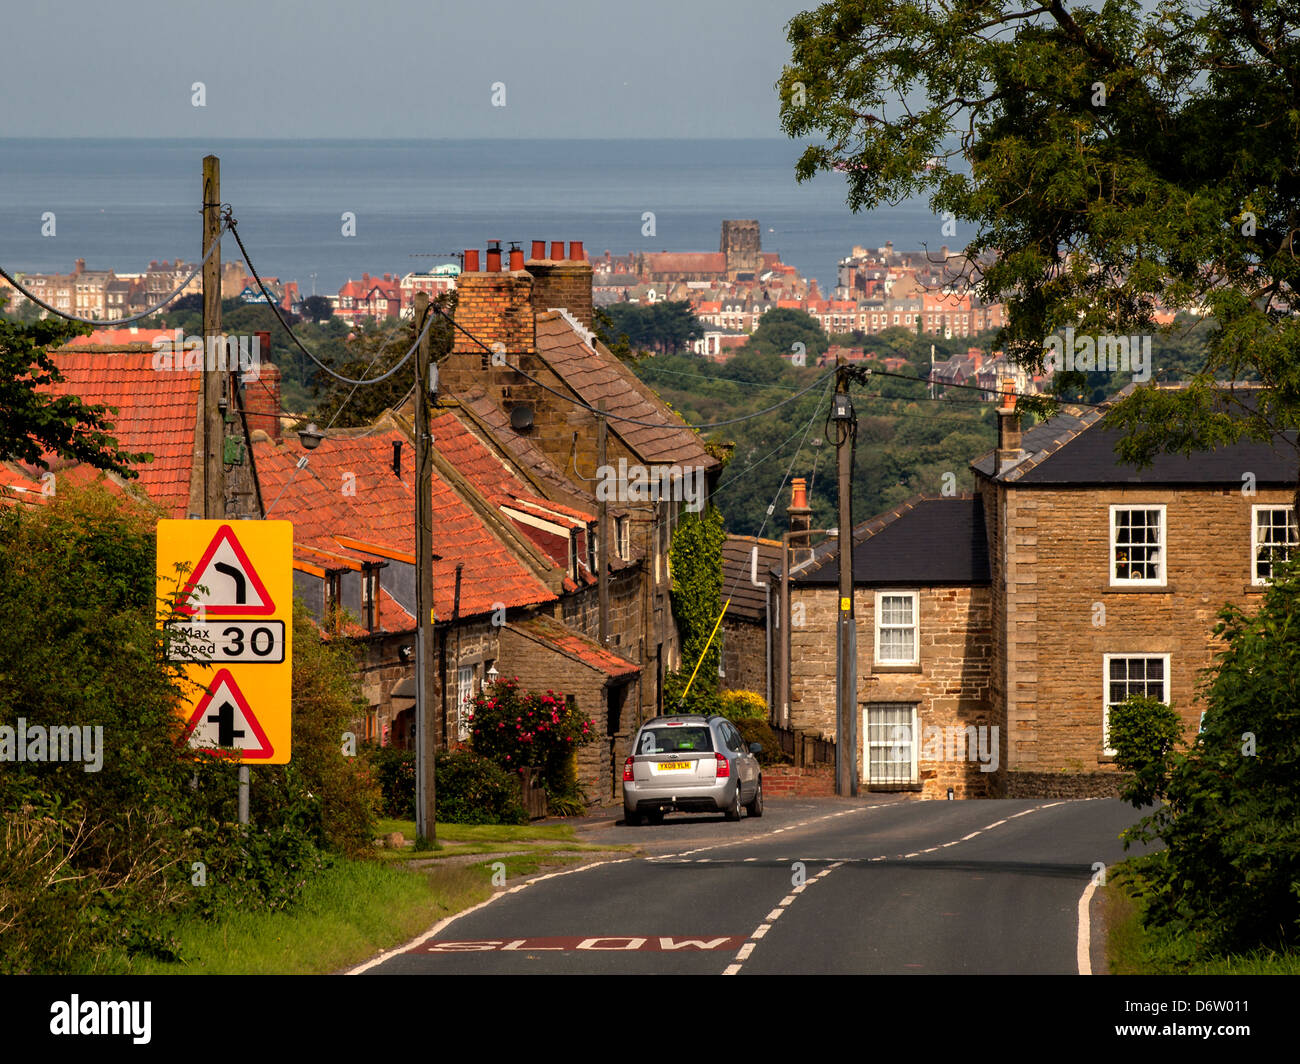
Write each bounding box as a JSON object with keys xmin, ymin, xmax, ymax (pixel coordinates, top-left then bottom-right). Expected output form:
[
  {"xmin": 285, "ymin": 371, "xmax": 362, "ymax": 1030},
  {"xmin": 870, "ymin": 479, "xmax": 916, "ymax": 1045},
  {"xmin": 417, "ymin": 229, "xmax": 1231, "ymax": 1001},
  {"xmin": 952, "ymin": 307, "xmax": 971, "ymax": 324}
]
[{"xmin": 157, "ymin": 521, "xmax": 294, "ymax": 824}]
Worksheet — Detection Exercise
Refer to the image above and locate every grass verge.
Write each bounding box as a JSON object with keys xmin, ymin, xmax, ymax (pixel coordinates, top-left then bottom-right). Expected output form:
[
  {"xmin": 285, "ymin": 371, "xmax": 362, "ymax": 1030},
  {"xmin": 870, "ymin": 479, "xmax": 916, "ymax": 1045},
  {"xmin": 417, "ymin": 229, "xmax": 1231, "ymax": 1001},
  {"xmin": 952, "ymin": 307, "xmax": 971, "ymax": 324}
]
[
  {"xmin": 1105, "ymin": 864, "xmax": 1300, "ymax": 975},
  {"xmin": 117, "ymin": 857, "xmax": 491, "ymax": 975}
]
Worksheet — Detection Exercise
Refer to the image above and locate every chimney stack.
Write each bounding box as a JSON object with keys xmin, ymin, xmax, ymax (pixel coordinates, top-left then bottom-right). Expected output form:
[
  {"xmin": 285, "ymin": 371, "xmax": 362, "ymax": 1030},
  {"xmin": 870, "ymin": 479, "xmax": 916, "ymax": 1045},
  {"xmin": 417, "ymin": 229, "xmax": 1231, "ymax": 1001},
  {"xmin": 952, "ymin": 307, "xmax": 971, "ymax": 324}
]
[
  {"xmin": 788, "ymin": 478, "xmax": 813, "ymax": 565},
  {"xmin": 526, "ymin": 237, "xmax": 594, "ymax": 331},
  {"xmin": 995, "ymin": 376, "xmax": 1023, "ymax": 473},
  {"xmin": 448, "ymin": 239, "xmax": 537, "ymax": 372}
]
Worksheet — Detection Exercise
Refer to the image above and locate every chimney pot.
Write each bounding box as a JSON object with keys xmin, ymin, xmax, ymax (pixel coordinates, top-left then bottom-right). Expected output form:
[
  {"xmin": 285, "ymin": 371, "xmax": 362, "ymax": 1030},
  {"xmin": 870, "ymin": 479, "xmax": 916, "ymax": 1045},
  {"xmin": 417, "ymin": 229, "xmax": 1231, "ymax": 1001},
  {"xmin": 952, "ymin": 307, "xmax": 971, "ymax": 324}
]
[
  {"xmin": 530, "ymin": 240, "xmax": 546, "ymax": 260},
  {"xmin": 464, "ymin": 249, "xmax": 480, "ymax": 272},
  {"xmin": 791, "ymin": 477, "xmax": 808, "ymax": 510},
  {"xmin": 486, "ymin": 240, "xmax": 502, "ymax": 272},
  {"xmin": 508, "ymin": 247, "xmax": 525, "ymax": 271},
  {"xmin": 550, "ymin": 240, "xmax": 564, "ymax": 261},
  {"xmin": 568, "ymin": 241, "xmax": 585, "ymax": 262}
]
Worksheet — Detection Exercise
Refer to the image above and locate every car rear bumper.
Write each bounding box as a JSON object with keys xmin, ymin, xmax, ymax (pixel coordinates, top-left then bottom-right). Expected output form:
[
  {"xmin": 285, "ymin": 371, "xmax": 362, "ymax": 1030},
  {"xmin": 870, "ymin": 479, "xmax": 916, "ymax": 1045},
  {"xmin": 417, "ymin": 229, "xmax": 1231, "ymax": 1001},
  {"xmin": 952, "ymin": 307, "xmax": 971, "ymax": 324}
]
[{"xmin": 623, "ymin": 777, "xmax": 738, "ymax": 815}]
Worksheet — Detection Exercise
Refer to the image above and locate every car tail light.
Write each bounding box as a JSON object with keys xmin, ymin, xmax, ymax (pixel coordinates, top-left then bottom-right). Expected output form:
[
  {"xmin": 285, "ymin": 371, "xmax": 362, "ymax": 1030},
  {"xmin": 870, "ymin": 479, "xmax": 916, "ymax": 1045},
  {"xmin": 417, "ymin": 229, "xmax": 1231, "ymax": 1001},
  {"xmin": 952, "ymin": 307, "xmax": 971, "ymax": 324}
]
[
  {"xmin": 714, "ymin": 753, "xmax": 730, "ymax": 778},
  {"xmin": 623, "ymin": 756, "xmax": 635, "ymax": 782}
]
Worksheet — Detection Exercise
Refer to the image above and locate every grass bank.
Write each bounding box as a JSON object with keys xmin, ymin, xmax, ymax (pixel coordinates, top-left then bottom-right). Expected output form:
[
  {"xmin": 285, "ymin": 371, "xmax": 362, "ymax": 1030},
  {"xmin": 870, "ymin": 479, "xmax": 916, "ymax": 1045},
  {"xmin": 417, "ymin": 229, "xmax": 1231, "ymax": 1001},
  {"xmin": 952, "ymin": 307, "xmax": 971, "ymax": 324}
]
[
  {"xmin": 1105, "ymin": 866, "xmax": 1300, "ymax": 975},
  {"xmin": 118, "ymin": 819, "xmax": 632, "ymax": 975}
]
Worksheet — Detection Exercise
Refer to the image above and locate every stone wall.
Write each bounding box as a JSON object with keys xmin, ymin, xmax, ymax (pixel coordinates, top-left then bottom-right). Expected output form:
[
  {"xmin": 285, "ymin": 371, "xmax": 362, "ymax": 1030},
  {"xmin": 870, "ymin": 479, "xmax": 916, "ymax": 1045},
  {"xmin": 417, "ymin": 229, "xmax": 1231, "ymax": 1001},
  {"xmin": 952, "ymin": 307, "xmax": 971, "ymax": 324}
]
[{"xmin": 788, "ymin": 583, "xmax": 997, "ymax": 798}]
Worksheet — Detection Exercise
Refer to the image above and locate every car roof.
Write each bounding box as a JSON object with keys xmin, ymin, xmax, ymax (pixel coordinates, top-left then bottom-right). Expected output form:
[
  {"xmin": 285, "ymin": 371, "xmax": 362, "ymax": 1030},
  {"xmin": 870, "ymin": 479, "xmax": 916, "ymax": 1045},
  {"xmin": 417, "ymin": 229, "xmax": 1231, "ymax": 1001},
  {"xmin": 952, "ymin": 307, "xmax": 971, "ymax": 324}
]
[{"xmin": 641, "ymin": 714, "xmax": 719, "ymax": 726}]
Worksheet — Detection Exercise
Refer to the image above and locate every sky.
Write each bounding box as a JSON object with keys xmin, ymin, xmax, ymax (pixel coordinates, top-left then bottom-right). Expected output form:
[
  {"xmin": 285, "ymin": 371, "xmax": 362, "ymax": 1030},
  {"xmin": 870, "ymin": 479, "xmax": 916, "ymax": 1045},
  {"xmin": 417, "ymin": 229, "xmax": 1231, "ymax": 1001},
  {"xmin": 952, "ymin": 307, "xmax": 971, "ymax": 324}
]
[{"xmin": 2, "ymin": 0, "xmax": 818, "ymax": 139}]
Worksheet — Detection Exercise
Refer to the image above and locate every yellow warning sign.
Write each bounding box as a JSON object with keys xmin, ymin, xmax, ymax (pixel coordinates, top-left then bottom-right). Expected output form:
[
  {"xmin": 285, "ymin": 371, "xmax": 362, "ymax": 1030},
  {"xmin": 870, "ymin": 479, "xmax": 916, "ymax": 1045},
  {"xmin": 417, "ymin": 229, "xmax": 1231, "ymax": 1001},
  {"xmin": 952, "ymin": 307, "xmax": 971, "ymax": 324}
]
[{"xmin": 157, "ymin": 521, "xmax": 293, "ymax": 764}]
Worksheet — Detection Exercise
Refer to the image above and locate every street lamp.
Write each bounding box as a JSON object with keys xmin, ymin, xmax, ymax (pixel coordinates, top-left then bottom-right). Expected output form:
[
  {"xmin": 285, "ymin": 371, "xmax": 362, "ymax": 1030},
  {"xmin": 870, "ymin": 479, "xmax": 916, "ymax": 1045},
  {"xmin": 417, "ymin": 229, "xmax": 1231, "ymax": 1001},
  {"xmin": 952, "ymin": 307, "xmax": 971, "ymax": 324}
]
[{"xmin": 298, "ymin": 422, "xmax": 324, "ymax": 450}]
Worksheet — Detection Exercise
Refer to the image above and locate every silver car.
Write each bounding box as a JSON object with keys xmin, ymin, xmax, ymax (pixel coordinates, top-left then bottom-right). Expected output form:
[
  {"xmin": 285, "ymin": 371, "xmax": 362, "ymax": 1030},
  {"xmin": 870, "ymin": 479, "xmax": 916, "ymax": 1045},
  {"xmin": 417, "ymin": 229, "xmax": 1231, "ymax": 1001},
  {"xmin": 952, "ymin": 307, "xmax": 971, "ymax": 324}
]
[{"xmin": 622, "ymin": 714, "xmax": 763, "ymax": 825}]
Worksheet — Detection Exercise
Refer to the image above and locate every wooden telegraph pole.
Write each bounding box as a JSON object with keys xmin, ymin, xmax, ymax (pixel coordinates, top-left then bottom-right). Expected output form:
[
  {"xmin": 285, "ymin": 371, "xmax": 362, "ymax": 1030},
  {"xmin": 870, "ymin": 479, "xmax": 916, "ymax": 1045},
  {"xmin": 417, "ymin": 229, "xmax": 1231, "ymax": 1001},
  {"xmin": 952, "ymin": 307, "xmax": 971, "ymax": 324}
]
[
  {"xmin": 201, "ymin": 155, "xmax": 224, "ymax": 521},
  {"xmin": 202, "ymin": 156, "xmax": 248, "ymax": 824},
  {"xmin": 413, "ymin": 291, "xmax": 437, "ymax": 844},
  {"xmin": 834, "ymin": 347, "xmax": 859, "ymax": 797}
]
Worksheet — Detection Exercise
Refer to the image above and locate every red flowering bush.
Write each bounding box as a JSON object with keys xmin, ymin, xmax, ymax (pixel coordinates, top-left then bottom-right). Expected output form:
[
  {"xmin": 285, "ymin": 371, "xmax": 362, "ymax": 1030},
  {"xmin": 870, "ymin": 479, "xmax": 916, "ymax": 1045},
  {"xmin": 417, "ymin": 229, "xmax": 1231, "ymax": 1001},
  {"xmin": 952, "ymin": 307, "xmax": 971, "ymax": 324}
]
[{"xmin": 467, "ymin": 678, "xmax": 593, "ymax": 800}]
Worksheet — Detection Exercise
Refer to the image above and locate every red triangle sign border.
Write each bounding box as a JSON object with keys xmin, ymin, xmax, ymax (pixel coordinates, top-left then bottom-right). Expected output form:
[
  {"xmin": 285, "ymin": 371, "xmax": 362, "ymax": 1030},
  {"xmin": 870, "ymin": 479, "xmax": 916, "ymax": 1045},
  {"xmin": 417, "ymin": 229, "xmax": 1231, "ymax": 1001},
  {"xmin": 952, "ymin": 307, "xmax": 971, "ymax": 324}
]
[
  {"xmin": 179, "ymin": 667, "xmax": 275, "ymax": 760},
  {"xmin": 176, "ymin": 523, "xmax": 276, "ymax": 617}
]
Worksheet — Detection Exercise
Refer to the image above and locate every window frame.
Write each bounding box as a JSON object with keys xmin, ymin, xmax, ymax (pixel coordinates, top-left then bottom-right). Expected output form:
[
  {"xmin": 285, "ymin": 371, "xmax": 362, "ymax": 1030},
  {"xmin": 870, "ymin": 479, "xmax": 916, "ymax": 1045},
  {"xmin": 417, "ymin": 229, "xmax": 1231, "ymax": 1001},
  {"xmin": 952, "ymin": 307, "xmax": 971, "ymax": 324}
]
[
  {"xmin": 1102, "ymin": 652, "xmax": 1171, "ymax": 757},
  {"xmin": 456, "ymin": 665, "xmax": 475, "ymax": 743},
  {"xmin": 864, "ymin": 702, "xmax": 919, "ymax": 786},
  {"xmin": 874, "ymin": 590, "xmax": 920, "ymax": 666},
  {"xmin": 1251, "ymin": 504, "xmax": 1297, "ymax": 585},
  {"xmin": 1109, "ymin": 504, "xmax": 1167, "ymax": 587}
]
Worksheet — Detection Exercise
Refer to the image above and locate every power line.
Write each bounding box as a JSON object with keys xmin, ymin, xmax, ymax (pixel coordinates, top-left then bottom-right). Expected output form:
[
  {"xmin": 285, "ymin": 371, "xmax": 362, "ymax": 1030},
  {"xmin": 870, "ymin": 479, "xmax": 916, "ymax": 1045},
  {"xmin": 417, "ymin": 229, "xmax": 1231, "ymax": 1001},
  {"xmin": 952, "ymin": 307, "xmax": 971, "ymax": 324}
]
[
  {"xmin": 228, "ymin": 215, "xmax": 432, "ymax": 387},
  {"xmin": 425, "ymin": 300, "xmax": 835, "ymax": 432},
  {"xmin": 0, "ymin": 223, "xmax": 229, "ymax": 325}
]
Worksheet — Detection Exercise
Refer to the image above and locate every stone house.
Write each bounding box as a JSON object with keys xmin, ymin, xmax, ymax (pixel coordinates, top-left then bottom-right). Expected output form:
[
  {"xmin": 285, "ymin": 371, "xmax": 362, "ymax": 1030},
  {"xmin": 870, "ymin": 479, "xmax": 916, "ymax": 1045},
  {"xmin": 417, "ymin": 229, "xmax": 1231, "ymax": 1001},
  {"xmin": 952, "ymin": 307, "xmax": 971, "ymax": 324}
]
[{"xmin": 771, "ymin": 382, "xmax": 1297, "ymax": 798}]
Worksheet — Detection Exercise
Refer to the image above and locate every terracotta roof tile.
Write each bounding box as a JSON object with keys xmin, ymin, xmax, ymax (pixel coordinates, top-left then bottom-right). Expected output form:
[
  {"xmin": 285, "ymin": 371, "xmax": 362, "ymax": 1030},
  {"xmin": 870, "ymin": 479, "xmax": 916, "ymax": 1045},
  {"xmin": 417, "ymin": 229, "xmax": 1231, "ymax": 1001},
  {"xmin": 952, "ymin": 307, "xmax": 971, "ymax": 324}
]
[
  {"xmin": 510, "ymin": 615, "xmax": 639, "ymax": 680},
  {"xmin": 255, "ymin": 427, "xmax": 556, "ymax": 620}
]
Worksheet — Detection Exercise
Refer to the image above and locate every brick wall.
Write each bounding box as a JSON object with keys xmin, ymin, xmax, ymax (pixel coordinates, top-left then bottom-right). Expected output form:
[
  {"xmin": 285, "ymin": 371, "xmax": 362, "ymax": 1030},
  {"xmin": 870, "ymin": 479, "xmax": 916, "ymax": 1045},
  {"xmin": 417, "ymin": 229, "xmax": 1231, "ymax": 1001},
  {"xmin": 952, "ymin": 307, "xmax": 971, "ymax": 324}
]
[
  {"xmin": 788, "ymin": 583, "xmax": 997, "ymax": 798},
  {"xmin": 761, "ymin": 763, "xmax": 835, "ymax": 798}
]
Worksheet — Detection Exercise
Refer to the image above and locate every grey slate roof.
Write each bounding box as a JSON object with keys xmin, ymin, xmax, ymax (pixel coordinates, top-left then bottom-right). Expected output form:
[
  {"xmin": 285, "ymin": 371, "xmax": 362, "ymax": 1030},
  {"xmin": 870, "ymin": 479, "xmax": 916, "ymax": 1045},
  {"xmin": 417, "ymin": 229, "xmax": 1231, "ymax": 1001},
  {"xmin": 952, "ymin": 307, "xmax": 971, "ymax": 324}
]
[
  {"xmin": 787, "ymin": 496, "xmax": 990, "ymax": 587},
  {"xmin": 972, "ymin": 386, "xmax": 1298, "ymax": 486},
  {"xmin": 720, "ymin": 535, "xmax": 782, "ymax": 622}
]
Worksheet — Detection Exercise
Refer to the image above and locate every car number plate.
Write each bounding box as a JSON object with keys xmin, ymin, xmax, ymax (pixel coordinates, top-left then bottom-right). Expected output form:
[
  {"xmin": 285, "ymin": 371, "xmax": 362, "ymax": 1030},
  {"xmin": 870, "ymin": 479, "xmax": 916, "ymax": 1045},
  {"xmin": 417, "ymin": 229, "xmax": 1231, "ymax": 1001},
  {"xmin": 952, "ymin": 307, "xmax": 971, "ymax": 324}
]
[{"xmin": 656, "ymin": 761, "xmax": 690, "ymax": 771}]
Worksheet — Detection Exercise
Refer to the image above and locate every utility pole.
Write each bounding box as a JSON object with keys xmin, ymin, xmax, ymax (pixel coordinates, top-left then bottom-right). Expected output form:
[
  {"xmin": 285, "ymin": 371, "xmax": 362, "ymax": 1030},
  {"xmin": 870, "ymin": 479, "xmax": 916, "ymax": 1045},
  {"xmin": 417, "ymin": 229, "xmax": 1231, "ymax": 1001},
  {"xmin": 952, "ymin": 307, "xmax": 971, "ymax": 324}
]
[
  {"xmin": 833, "ymin": 347, "xmax": 859, "ymax": 797},
  {"xmin": 597, "ymin": 400, "xmax": 609, "ymax": 645},
  {"xmin": 202, "ymin": 155, "xmax": 247, "ymax": 824},
  {"xmin": 201, "ymin": 155, "xmax": 224, "ymax": 522},
  {"xmin": 413, "ymin": 291, "xmax": 437, "ymax": 844}
]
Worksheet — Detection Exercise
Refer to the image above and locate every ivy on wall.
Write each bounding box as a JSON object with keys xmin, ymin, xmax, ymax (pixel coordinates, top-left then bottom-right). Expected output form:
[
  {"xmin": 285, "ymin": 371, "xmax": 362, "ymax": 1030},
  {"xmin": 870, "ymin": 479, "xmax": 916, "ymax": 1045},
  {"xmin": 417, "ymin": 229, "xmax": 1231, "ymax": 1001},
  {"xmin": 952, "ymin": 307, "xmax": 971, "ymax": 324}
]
[{"xmin": 665, "ymin": 505, "xmax": 727, "ymax": 714}]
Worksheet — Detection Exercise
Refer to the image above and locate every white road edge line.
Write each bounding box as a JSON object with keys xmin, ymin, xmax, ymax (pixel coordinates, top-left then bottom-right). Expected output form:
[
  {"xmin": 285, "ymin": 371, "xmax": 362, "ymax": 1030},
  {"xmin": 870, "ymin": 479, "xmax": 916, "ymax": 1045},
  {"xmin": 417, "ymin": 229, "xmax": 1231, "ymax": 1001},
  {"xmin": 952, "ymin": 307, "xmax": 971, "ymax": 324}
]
[
  {"xmin": 346, "ymin": 858, "xmax": 633, "ymax": 974},
  {"xmin": 1077, "ymin": 877, "xmax": 1098, "ymax": 976}
]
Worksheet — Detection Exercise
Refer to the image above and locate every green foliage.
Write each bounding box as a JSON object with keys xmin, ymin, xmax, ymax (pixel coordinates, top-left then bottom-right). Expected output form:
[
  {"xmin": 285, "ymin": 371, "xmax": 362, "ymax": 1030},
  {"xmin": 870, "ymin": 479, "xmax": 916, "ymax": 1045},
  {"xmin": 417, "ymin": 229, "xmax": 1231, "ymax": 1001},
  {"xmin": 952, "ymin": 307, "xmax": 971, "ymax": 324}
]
[
  {"xmin": 733, "ymin": 718, "xmax": 791, "ymax": 766},
  {"xmin": 368, "ymin": 745, "xmax": 417, "ymax": 819},
  {"xmin": 468, "ymin": 678, "xmax": 593, "ymax": 805},
  {"xmin": 311, "ymin": 290, "xmax": 457, "ymax": 427},
  {"xmin": 598, "ymin": 300, "xmax": 700, "ymax": 356},
  {"xmin": 1122, "ymin": 561, "xmax": 1300, "ymax": 956},
  {"xmin": 0, "ymin": 316, "xmax": 151, "ymax": 476},
  {"xmin": 743, "ymin": 307, "xmax": 829, "ymax": 361},
  {"xmin": 778, "ymin": 0, "xmax": 1300, "ymax": 479},
  {"xmin": 434, "ymin": 750, "xmax": 528, "ymax": 825},
  {"xmin": 719, "ymin": 689, "xmax": 768, "ymax": 721},
  {"xmin": 0, "ymin": 487, "xmax": 382, "ymax": 971},
  {"xmin": 300, "ymin": 295, "xmax": 334, "ymax": 323},
  {"xmin": 666, "ymin": 506, "xmax": 728, "ymax": 709},
  {"xmin": 1108, "ymin": 694, "xmax": 1184, "ymax": 808}
]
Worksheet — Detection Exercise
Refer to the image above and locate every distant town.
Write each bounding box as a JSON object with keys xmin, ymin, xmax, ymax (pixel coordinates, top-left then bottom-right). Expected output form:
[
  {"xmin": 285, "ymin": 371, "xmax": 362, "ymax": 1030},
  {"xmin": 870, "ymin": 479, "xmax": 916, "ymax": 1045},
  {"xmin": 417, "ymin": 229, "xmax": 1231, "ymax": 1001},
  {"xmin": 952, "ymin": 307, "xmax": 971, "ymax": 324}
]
[{"xmin": 1, "ymin": 219, "xmax": 1191, "ymax": 399}]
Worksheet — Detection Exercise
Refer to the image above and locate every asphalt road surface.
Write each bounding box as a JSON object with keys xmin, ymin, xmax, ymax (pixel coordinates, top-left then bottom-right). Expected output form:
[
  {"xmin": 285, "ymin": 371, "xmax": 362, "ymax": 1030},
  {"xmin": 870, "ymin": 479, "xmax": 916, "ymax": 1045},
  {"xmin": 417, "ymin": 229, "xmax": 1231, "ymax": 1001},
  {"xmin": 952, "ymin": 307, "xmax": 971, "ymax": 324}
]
[{"xmin": 356, "ymin": 796, "xmax": 1147, "ymax": 975}]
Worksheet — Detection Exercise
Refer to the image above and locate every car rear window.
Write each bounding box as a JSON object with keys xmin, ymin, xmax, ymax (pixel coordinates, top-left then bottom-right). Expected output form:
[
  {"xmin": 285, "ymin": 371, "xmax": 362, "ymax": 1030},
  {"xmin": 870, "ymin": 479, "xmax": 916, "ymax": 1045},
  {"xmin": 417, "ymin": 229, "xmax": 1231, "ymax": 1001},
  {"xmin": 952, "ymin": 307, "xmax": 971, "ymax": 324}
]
[{"xmin": 638, "ymin": 726, "xmax": 714, "ymax": 754}]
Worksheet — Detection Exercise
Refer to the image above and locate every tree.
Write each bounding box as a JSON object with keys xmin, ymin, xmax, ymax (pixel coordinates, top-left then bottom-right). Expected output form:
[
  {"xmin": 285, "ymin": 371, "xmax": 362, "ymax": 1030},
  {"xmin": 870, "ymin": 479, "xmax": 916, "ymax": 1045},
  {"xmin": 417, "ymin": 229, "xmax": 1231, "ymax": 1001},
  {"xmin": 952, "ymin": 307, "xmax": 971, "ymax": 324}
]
[
  {"xmin": 779, "ymin": 0, "xmax": 1300, "ymax": 496},
  {"xmin": 664, "ymin": 507, "xmax": 728, "ymax": 715},
  {"xmin": 744, "ymin": 307, "xmax": 829, "ymax": 362},
  {"xmin": 0, "ymin": 316, "xmax": 150, "ymax": 477},
  {"xmin": 311, "ymin": 291, "xmax": 456, "ymax": 427},
  {"xmin": 598, "ymin": 300, "xmax": 700, "ymax": 356},
  {"xmin": 301, "ymin": 295, "xmax": 334, "ymax": 324}
]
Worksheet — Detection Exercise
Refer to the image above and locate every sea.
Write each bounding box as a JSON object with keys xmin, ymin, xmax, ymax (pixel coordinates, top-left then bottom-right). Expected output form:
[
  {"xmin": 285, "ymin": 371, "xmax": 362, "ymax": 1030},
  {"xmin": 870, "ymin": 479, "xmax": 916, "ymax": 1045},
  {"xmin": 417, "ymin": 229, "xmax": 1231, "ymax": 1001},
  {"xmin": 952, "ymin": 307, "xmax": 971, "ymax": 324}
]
[{"xmin": 0, "ymin": 138, "xmax": 942, "ymax": 296}]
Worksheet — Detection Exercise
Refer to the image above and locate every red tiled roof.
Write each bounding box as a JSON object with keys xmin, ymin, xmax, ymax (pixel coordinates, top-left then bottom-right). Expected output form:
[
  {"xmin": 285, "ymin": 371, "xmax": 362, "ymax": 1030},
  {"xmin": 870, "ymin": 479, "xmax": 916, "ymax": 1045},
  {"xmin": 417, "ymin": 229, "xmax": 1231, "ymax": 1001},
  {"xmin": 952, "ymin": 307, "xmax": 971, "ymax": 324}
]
[
  {"xmin": 510, "ymin": 615, "xmax": 639, "ymax": 680},
  {"xmin": 36, "ymin": 349, "xmax": 200, "ymax": 517},
  {"xmin": 63, "ymin": 328, "xmax": 175, "ymax": 349},
  {"xmin": 644, "ymin": 252, "xmax": 726, "ymax": 275},
  {"xmin": 254, "ymin": 427, "xmax": 556, "ymax": 622}
]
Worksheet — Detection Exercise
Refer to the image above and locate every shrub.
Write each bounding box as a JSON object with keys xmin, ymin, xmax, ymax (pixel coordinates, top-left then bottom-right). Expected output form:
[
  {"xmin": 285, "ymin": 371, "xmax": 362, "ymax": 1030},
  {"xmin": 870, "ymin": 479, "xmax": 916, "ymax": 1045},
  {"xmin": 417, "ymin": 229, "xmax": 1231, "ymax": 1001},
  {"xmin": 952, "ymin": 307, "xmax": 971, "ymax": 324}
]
[
  {"xmin": 1109, "ymin": 693, "xmax": 1184, "ymax": 808},
  {"xmin": 368, "ymin": 745, "xmax": 416, "ymax": 820},
  {"xmin": 1122, "ymin": 560, "xmax": 1300, "ymax": 956},
  {"xmin": 720, "ymin": 689, "xmax": 767, "ymax": 721},
  {"xmin": 468, "ymin": 679, "xmax": 593, "ymax": 804},
  {"xmin": 435, "ymin": 750, "xmax": 528, "ymax": 825},
  {"xmin": 734, "ymin": 718, "xmax": 791, "ymax": 765}
]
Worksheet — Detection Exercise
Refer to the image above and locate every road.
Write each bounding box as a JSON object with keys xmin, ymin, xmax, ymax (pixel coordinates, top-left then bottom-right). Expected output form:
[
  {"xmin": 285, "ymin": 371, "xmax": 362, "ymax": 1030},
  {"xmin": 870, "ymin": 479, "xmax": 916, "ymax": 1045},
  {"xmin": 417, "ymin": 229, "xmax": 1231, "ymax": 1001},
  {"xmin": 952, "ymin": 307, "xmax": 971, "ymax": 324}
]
[{"xmin": 355, "ymin": 796, "xmax": 1147, "ymax": 975}]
